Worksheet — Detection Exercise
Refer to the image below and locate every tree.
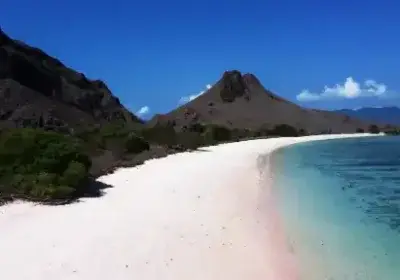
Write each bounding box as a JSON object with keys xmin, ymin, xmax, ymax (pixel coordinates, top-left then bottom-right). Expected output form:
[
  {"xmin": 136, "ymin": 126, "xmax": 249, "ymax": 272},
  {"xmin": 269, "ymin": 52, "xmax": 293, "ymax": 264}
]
[
  {"xmin": 125, "ymin": 132, "xmax": 150, "ymax": 154},
  {"xmin": 269, "ymin": 124, "xmax": 299, "ymax": 137},
  {"xmin": 176, "ymin": 131, "xmax": 205, "ymax": 150},
  {"xmin": 140, "ymin": 124, "xmax": 177, "ymax": 147},
  {"xmin": 298, "ymin": 128, "xmax": 307, "ymax": 136},
  {"xmin": 368, "ymin": 124, "xmax": 380, "ymax": 134},
  {"xmin": 203, "ymin": 124, "xmax": 232, "ymax": 144}
]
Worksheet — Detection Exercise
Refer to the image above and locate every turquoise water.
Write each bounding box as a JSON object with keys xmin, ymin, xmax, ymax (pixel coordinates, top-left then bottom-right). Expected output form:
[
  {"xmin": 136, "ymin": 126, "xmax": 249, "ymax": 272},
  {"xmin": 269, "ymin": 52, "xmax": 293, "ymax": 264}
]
[{"xmin": 272, "ymin": 136, "xmax": 400, "ymax": 280}]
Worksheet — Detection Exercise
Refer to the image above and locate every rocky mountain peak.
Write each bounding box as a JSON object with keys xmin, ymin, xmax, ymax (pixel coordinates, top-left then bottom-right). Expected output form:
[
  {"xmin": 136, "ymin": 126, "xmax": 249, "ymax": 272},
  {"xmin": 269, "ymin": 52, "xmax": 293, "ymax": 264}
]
[
  {"xmin": 218, "ymin": 70, "xmax": 264, "ymax": 103},
  {"xmin": 219, "ymin": 70, "xmax": 248, "ymax": 103},
  {"xmin": 242, "ymin": 73, "xmax": 261, "ymax": 86}
]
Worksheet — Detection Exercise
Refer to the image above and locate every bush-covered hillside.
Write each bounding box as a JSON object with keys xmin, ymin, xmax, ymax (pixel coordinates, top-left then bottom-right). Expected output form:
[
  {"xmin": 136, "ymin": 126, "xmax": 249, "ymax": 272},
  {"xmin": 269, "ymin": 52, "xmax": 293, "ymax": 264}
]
[{"xmin": 0, "ymin": 122, "xmax": 307, "ymax": 204}]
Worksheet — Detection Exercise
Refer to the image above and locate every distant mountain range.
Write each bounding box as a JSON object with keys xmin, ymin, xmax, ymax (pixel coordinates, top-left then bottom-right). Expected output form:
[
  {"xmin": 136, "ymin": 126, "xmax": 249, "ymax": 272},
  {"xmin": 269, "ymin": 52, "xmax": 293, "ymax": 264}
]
[{"xmin": 335, "ymin": 107, "xmax": 400, "ymax": 126}]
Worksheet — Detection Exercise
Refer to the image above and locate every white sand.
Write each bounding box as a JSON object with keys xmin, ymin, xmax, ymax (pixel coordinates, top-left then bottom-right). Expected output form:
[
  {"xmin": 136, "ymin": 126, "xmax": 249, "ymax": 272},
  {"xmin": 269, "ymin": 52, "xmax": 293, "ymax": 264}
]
[{"xmin": 0, "ymin": 133, "xmax": 381, "ymax": 280}]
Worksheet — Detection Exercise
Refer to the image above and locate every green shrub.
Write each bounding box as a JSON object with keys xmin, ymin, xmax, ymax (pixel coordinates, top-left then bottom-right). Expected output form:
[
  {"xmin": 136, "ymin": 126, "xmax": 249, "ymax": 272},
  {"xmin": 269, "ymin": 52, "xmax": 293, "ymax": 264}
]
[
  {"xmin": 368, "ymin": 124, "xmax": 380, "ymax": 134},
  {"xmin": 203, "ymin": 124, "xmax": 232, "ymax": 144},
  {"xmin": 99, "ymin": 121, "xmax": 130, "ymax": 138},
  {"xmin": 140, "ymin": 124, "xmax": 177, "ymax": 146},
  {"xmin": 230, "ymin": 128, "xmax": 252, "ymax": 140},
  {"xmin": 73, "ymin": 121, "xmax": 147, "ymax": 154},
  {"xmin": 0, "ymin": 128, "xmax": 91, "ymax": 201},
  {"xmin": 188, "ymin": 123, "xmax": 206, "ymax": 133},
  {"xmin": 50, "ymin": 186, "xmax": 76, "ymax": 199},
  {"xmin": 386, "ymin": 130, "xmax": 400, "ymax": 135},
  {"xmin": 125, "ymin": 132, "xmax": 150, "ymax": 154},
  {"xmin": 60, "ymin": 161, "xmax": 88, "ymax": 187},
  {"xmin": 37, "ymin": 172, "xmax": 57, "ymax": 185},
  {"xmin": 254, "ymin": 127, "xmax": 270, "ymax": 137},
  {"xmin": 176, "ymin": 131, "xmax": 205, "ymax": 150},
  {"xmin": 298, "ymin": 128, "xmax": 307, "ymax": 136},
  {"xmin": 269, "ymin": 124, "xmax": 299, "ymax": 137},
  {"xmin": 74, "ymin": 125, "xmax": 105, "ymax": 150},
  {"xmin": 356, "ymin": 128, "xmax": 365, "ymax": 133}
]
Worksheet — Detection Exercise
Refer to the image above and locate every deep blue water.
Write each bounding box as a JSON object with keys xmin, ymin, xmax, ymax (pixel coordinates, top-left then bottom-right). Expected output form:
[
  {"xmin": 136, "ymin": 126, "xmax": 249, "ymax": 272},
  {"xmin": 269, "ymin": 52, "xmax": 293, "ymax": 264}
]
[{"xmin": 272, "ymin": 136, "xmax": 400, "ymax": 280}]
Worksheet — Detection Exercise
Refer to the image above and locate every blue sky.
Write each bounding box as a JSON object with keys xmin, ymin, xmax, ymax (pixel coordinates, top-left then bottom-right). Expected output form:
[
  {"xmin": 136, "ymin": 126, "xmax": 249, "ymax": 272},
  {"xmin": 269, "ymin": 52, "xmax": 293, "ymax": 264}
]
[{"xmin": 2, "ymin": 0, "xmax": 400, "ymax": 118}]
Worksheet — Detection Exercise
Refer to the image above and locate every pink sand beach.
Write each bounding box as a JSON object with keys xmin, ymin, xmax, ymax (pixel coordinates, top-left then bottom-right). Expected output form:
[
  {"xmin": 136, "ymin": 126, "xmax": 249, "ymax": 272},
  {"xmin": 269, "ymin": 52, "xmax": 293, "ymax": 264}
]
[{"xmin": 0, "ymin": 133, "xmax": 378, "ymax": 280}]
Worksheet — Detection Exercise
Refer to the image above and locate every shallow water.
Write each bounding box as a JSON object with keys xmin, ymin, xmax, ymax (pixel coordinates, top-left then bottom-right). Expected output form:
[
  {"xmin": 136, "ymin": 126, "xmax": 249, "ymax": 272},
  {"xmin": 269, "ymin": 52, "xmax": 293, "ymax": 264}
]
[{"xmin": 272, "ymin": 136, "xmax": 400, "ymax": 280}]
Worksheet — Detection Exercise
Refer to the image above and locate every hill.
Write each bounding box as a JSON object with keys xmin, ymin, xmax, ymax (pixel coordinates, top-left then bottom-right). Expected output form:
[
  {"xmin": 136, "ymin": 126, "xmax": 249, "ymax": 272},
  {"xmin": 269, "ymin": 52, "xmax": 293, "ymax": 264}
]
[
  {"xmin": 159, "ymin": 70, "xmax": 372, "ymax": 134},
  {"xmin": 0, "ymin": 27, "xmax": 141, "ymax": 132},
  {"xmin": 335, "ymin": 107, "xmax": 400, "ymax": 126}
]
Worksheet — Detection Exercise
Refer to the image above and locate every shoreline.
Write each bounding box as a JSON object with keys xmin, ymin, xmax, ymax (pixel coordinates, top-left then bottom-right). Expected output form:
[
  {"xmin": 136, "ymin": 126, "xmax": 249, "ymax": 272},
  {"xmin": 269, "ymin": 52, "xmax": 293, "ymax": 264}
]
[{"xmin": 0, "ymin": 133, "xmax": 382, "ymax": 280}]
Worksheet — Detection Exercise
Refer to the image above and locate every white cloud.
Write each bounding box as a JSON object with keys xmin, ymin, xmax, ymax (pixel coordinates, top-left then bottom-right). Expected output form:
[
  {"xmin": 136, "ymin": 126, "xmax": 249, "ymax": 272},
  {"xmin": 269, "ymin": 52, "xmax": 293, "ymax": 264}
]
[
  {"xmin": 296, "ymin": 90, "xmax": 322, "ymax": 102},
  {"xmin": 297, "ymin": 77, "xmax": 388, "ymax": 102},
  {"xmin": 136, "ymin": 106, "xmax": 150, "ymax": 116},
  {"xmin": 179, "ymin": 84, "xmax": 213, "ymax": 104},
  {"xmin": 364, "ymin": 79, "xmax": 387, "ymax": 96}
]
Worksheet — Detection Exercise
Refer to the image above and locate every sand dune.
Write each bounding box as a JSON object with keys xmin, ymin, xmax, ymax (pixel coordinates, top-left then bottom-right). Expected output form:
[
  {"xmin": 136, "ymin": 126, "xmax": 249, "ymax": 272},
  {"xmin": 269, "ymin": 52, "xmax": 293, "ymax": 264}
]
[{"xmin": 0, "ymin": 134, "xmax": 380, "ymax": 280}]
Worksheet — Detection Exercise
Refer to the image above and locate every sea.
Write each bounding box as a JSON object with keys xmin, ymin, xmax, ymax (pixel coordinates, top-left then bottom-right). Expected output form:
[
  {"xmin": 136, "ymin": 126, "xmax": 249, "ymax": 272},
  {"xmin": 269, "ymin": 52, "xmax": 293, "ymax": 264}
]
[{"xmin": 271, "ymin": 136, "xmax": 400, "ymax": 280}]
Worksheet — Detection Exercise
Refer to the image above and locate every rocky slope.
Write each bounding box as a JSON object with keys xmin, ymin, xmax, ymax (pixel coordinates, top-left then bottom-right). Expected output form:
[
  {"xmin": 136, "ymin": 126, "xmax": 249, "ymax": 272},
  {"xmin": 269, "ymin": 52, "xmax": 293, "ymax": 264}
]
[
  {"xmin": 0, "ymin": 28, "xmax": 141, "ymax": 133},
  {"xmin": 161, "ymin": 70, "xmax": 372, "ymax": 134}
]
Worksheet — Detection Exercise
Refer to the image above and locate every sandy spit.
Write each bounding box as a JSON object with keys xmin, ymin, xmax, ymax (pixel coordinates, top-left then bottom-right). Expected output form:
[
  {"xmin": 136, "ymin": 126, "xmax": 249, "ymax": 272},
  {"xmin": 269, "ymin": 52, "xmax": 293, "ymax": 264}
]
[{"xmin": 0, "ymin": 133, "xmax": 382, "ymax": 280}]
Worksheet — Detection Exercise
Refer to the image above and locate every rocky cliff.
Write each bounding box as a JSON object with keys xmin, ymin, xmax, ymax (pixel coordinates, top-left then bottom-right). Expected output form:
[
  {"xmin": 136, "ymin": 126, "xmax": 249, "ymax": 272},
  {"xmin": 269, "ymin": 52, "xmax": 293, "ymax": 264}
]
[{"xmin": 0, "ymin": 28, "xmax": 141, "ymax": 133}]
